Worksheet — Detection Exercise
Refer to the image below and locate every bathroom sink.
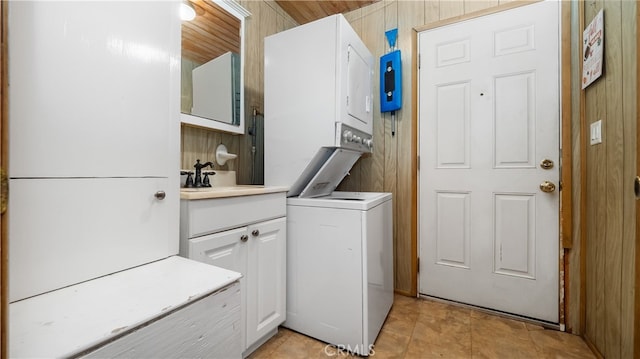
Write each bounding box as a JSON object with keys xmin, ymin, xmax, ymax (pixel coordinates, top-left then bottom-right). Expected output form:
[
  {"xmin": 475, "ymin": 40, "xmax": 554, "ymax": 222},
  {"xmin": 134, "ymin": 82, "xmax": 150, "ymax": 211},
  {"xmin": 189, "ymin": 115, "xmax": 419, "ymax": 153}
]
[
  {"xmin": 180, "ymin": 185, "xmax": 286, "ymax": 200},
  {"xmin": 181, "ymin": 185, "xmax": 264, "ymax": 192}
]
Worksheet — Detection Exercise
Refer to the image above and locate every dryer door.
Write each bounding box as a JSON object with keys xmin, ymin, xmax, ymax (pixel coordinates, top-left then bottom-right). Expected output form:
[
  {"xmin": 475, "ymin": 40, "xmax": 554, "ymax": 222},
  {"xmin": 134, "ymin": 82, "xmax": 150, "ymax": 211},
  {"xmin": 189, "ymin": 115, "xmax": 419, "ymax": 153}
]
[{"xmin": 346, "ymin": 45, "xmax": 373, "ymax": 129}]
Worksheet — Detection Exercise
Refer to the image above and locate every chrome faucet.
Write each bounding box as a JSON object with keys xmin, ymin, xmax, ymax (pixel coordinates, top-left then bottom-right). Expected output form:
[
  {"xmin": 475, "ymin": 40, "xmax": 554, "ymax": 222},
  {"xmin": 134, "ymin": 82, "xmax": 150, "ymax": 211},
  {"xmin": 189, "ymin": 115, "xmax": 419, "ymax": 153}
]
[{"xmin": 193, "ymin": 159, "xmax": 214, "ymax": 188}]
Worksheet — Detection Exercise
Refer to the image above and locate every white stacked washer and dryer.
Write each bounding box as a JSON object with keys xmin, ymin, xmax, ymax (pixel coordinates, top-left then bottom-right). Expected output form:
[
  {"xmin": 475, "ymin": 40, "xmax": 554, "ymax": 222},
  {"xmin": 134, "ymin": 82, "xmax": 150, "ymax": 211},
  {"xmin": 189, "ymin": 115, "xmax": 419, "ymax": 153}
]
[{"xmin": 264, "ymin": 14, "xmax": 394, "ymax": 356}]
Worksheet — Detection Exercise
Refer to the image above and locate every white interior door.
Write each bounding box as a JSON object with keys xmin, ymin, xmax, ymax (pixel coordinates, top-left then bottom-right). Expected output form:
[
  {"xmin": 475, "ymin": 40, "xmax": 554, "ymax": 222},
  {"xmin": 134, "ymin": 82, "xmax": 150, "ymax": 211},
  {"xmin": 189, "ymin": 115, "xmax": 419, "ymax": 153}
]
[{"xmin": 418, "ymin": 1, "xmax": 560, "ymax": 323}]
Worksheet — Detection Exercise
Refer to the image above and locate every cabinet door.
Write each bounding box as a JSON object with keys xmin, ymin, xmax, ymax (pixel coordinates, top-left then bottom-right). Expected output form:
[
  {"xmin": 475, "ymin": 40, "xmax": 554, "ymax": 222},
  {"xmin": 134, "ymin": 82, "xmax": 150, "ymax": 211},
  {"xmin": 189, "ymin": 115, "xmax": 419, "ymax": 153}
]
[
  {"xmin": 246, "ymin": 217, "xmax": 286, "ymax": 347},
  {"xmin": 9, "ymin": 178, "xmax": 176, "ymax": 302},
  {"xmin": 8, "ymin": 1, "xmax": 179, "ymax": 178},
  {"xmin": 189, "ymin": 228, "xmax": 248, "ymax": 274}
]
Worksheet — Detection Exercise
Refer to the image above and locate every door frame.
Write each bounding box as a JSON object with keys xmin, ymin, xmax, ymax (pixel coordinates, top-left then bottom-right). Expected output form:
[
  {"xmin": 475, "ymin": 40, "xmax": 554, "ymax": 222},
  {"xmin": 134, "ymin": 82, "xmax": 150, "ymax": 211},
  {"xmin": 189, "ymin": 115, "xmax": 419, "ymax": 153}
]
[
  {"xmin": 1, "ymin": 0, "xmax": 7, "ymax": 356},
  {"xmin": 635, "ymin": 0, "xmax": 640, "ymax": 353},
  {"xmin": 411, "ymin": 0, "xmax": 572, "ymax": 327}
]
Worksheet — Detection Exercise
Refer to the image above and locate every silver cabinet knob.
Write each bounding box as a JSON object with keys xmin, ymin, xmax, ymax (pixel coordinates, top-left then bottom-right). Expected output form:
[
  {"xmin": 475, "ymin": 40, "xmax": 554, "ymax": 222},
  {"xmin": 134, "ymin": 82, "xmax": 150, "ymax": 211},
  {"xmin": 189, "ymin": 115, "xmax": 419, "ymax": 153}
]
[
  {"xmin": 240, "ymin": 234, "xmax": 249, "ymax": 242},
  {"xmin": 251, "ymin": 229, "xmax": 260, "ymax": 237},
  {"xmin": 154, "ymin": 191, "xmax": 166, "ymax": 200}
]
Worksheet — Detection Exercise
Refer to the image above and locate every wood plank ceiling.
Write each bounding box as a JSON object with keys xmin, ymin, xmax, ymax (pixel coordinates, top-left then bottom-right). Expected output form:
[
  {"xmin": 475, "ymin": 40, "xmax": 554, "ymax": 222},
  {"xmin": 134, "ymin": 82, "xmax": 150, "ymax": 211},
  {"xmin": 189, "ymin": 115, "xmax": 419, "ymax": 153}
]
[
  {"xmin": 181, "ymin": 0, "xmax": 379, "ymax": 64},
  {"xmin": 182, "ymin": 0, "xmax": 240, "ymax": 64},
  {"xmin": 275, "ymin": 0, "xmax": 380, "ymax": 24}
]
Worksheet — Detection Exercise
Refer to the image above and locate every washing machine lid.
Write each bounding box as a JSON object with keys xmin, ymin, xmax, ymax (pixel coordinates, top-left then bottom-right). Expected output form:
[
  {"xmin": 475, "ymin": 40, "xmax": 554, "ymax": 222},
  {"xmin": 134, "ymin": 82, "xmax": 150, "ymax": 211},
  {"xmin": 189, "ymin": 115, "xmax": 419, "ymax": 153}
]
[
  {"xmin": 287, "ymin": 191, "xmax": 392, "ymax": 210},
  {"xmin": 288, "ymin": 147, "xmax": 362, "ymax": 198}
]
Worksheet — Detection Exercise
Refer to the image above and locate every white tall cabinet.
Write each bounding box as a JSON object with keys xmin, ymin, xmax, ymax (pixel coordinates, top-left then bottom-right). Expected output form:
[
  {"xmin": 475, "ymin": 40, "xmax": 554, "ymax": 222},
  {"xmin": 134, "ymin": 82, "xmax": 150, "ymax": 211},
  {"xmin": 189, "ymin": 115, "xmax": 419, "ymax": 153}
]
[{"xmin": 8, "ymin": 1, "xmax": 180, "ymax": 301}]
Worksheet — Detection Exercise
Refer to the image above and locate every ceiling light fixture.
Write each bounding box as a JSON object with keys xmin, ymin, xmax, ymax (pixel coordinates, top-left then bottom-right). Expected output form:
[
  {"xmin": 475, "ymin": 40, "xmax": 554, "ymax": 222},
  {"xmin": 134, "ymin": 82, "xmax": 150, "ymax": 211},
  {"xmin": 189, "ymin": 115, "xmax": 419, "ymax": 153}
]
[{"xmin": 180, "ymin": 1, "xmax": 196, "ymax": 21}]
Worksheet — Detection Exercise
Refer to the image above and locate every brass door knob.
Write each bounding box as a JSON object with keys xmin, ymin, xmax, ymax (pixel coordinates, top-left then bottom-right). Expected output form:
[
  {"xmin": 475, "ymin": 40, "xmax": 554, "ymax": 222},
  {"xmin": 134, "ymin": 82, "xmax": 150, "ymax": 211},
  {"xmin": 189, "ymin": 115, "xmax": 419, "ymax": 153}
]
[{"xmin": 540, "ymin": 181, "xmax": 556, "ymax": 193}]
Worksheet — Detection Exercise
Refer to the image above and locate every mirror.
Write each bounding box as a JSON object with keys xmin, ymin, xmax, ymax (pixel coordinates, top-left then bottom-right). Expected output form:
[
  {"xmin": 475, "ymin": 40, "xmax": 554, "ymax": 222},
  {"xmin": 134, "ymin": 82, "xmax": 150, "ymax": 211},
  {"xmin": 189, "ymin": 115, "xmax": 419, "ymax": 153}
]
[{"xmin": 181, "ymin": 0, "xmax": 250, "ymax": 134}]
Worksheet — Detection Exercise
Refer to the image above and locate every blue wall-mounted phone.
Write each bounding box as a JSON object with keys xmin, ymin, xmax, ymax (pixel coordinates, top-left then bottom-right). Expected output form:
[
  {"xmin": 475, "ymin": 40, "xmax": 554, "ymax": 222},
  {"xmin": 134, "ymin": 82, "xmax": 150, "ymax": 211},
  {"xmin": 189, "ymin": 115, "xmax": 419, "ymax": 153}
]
[{"xmin": 380, "ymin": 49, "xmax": 402, "ymax": 113}]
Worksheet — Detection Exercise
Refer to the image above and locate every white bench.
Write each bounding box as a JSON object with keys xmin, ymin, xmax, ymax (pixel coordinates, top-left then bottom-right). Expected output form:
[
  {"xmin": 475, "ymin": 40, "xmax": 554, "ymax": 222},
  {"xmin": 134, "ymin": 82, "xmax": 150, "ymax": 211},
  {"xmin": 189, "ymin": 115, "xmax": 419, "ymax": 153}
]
[{"xmin": 10, "ymin": 256, "xmax": 242, "ymax": 358}]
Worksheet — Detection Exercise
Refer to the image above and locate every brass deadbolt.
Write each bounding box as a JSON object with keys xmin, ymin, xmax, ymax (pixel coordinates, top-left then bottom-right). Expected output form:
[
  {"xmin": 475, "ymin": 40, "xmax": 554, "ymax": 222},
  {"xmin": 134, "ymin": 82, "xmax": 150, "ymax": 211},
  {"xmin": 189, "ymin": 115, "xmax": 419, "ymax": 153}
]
[{"xmin": 540, "ymin": 159, "xmax": 554, "ymax": 170}]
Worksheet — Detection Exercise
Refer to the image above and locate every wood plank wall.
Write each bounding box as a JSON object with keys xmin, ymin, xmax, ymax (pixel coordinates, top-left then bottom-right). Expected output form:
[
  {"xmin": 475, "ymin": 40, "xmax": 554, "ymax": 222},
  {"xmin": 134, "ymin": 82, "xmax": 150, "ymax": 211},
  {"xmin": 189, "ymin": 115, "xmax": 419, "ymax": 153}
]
[
  {"xmin": 568, "ymin": 0, "xmax": 582, "ymax": 337},
  {"xmin": 576, "ymin": 0, "xmax": 637, "ymax": 357}
]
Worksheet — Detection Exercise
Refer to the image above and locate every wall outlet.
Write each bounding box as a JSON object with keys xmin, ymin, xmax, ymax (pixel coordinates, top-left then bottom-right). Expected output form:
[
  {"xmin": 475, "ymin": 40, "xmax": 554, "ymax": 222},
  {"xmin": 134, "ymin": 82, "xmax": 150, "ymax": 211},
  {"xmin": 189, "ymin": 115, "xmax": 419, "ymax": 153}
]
[{"xmin": 590, "ymin": 120, "xmax": 602, "ymax": 145}]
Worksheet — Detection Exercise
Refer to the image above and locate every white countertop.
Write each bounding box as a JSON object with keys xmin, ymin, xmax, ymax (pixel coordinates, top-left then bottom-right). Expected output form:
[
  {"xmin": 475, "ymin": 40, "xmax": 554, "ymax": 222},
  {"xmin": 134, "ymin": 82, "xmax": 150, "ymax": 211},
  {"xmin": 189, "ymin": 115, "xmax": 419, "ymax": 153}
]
[
  {"xmin": 180, "ymin": 185, "xmax": 289, "ymax": 200},
  {"xmin": 10, "ymin": 256, "xmax": 242, "ymax": 358}
]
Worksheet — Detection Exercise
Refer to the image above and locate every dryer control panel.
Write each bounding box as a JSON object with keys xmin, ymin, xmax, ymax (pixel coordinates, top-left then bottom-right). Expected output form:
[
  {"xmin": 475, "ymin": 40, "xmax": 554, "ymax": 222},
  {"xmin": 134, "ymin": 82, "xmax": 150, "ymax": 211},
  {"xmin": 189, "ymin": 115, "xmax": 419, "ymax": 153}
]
[{"xmin": 336, "ymin": 123, "xmax": 373, "ymax": 153}]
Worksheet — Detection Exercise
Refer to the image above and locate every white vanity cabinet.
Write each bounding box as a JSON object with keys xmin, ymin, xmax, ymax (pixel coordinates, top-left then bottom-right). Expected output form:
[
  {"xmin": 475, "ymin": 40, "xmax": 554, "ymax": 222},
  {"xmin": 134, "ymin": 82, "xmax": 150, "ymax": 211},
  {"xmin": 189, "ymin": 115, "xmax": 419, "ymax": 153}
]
[{"xmin": 180, "ymin": 190, "xmax": 287, "ymax": 356}]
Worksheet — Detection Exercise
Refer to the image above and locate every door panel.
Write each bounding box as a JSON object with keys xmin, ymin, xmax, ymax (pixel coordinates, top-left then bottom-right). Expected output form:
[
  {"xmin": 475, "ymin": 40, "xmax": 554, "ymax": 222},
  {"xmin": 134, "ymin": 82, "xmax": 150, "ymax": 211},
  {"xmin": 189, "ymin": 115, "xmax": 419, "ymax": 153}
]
[
  {"xmin": 494, "ymin": 25, "xmax": 535, "ymax": 56},
  {"xmin": 436, "ymin": 83, "xmax": 470, "ymax": 168},
  {"xmin": 494, "ymin": 72, "xmax": 536, "ymax": 168},
  {"xmin": 419, "ymin": 1, "xmax": 560, "ymax": 322},
  {"xmin": 494, "ymin": 194, "xmax": 535, "ymax": 278},
  {"xmin": 435, "ymin": 192, "xmax": 470, "ymax": 268}
]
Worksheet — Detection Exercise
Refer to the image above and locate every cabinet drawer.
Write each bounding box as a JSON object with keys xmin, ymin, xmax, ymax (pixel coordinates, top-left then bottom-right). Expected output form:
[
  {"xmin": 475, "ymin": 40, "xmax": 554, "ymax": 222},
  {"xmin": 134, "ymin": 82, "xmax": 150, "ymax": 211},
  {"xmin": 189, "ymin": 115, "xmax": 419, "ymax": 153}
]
[{"xmin": 181, "ymin": 192, "xmax": 286, "ymax": 238}]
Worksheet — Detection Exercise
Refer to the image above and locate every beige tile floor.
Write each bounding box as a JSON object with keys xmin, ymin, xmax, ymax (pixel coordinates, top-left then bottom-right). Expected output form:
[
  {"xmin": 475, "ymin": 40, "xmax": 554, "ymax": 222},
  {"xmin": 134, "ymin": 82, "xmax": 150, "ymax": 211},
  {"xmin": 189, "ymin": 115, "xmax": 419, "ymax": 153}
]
[{"xmin": 250, "ymin": 295, "xmax": 595, "ymax": 358}]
